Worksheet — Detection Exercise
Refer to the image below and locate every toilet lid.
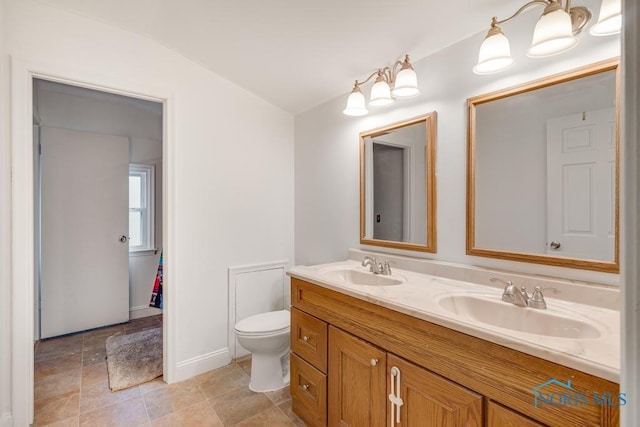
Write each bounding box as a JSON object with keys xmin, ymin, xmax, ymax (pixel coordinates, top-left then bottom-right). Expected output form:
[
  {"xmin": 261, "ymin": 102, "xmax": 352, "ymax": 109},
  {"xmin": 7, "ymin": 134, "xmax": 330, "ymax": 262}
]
[{"xmin": 235, "ymin": 310, "xmax": 290, "ymax": 334}]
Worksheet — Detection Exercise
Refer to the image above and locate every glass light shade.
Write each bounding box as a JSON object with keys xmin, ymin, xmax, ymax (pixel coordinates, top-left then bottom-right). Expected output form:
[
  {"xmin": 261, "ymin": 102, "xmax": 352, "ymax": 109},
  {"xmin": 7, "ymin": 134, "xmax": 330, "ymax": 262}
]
[
  {"xmin": 343, "ymin": 88, "xmax": 368, "ymax": 116},
  {"xmin": 391, "ymin": 68, "xmax": 420, "ymax": 98},
  {"xmin": 590, "ymin": 0, "xmax": 621, "ymax": 36},
  {"xmin": 473, "ymin": 29, "xmax": 514, "ymax": 75},
  {"xmin": 527, "ymin": 9, "xmax": 579, "ymax": 58},
  {"xmin": 369, "ymin": 79, "xmax": 394, "ymax": 107}
]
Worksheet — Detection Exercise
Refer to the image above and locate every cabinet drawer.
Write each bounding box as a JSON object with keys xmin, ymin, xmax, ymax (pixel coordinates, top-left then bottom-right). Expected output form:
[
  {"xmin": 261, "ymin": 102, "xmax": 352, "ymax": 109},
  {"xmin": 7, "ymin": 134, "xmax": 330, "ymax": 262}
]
[
  {"xmin": 291, "ymin": 307, "xmax": 328, "ymax": 372},
  {"xmin": 487, "ymin": 401, "xmax": 547, "ymax": 427},
  {"xmin": 291, "ymin": 353, "xmax": 327, "ymax": 427}
]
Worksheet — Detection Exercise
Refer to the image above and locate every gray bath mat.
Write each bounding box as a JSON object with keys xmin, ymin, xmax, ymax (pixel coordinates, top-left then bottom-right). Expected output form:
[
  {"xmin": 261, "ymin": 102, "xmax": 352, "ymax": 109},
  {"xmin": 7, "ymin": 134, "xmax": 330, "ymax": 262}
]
[{"xmin": 105, "ymin": 327, "xmax": 163, "ymax": 391}]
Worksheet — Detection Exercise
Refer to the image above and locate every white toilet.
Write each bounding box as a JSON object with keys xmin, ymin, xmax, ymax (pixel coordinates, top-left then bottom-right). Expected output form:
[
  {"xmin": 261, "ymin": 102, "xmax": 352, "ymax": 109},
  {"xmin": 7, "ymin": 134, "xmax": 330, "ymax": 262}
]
[{"xmin": 234, "ymin": 309, "xmax": 290, "ymax": 392}]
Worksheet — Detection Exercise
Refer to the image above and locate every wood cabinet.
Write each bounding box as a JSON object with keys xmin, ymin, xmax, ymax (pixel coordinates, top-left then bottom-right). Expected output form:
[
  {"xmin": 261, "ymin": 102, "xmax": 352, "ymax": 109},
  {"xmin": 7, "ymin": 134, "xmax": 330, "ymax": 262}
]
[
  {"xmin": 325, "ymin": 327, "xmax": 483, "ymax": 427},
  {"xmin": 290, "ymin": 308, "xmax": 328, "ymax": 427},
  {"xmin": 291, "ymin": 307, "xmax": 327, "ymax": 372},
  {"xmin": 328, "ymin": 326, "xmax": 386, "ymax": 427},
  {"xmin": 291, "ymin": 353, "xmax": 327, "ymax": 427},
  {"xmin": 486, "ymin": 401, "xmax": 547, "ymax": 427},
  {"xmin": 387, "ymin": 354, "xmax": 482, "ymax": 427},
  {"xmin": 290, "ymin": 277, "xmax": 620, "ymax": 427}
]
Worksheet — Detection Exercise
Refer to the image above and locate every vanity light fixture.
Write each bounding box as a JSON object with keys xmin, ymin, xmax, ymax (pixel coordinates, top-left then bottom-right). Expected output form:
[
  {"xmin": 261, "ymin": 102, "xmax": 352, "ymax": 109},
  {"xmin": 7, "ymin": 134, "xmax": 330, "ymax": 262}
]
[
  {"xmin": 589, "ymin": 0, "xmax": 622, "ymax": 36},
  {"xmin": 343, "ymin": 54, "xmax": 420, "ymax": 116},
  {"xmin": 473, "ymin": 0, "xmax": 621, "ymax": 75}
]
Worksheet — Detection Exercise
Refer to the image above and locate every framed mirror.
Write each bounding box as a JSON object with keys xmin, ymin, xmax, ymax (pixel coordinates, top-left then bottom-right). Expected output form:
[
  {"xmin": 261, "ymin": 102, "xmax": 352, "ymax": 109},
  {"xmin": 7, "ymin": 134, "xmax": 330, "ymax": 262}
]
[
  {"xmin": 467, "ymin": 59, "xmax": 619, "ymax": 273},
  {"xmin": 360, "ymin": 113, "xmax": 437, "ymax": 252}
]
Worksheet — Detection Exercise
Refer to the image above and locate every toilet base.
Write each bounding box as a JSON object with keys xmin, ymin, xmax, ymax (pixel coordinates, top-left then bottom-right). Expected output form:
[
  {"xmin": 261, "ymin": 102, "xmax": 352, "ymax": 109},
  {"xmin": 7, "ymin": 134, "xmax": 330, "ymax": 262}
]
[{"xmin": 248, "ymin": 350, "xmax": 290, "ymax": 392}]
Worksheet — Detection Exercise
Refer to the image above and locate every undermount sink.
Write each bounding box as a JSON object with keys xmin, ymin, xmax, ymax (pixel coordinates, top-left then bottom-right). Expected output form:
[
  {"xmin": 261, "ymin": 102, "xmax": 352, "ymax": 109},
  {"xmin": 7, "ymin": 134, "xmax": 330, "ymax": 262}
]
[
  {"xmin": 320, "ymin": 267, "xmax": 403, "ymax": 286},
  {"xmin": 437, "ymin": 294, "xmax": 601, "ymax": 339}
]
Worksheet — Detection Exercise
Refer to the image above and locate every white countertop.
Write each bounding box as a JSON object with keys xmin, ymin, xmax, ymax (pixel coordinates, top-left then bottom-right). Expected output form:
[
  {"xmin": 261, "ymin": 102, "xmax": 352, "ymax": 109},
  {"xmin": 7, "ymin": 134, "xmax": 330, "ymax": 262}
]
[{"xmin": 288, "ymin": 260, "xmax": 620, "ymax": 383}]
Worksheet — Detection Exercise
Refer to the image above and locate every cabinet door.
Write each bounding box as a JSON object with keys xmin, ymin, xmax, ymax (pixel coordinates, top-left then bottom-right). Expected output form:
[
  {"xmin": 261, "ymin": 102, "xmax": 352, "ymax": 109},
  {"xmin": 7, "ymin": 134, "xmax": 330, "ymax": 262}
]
[
  {"xmin": 328, "ymin": 326, "xmax": 386, "ymax": 427},
  {"xmin": 486, "ymin": 401, "xmax": 547, "ymax": 427},
  {"xmin": 387, "ymin": 354, "xmax": 483, "ymax": 427}
]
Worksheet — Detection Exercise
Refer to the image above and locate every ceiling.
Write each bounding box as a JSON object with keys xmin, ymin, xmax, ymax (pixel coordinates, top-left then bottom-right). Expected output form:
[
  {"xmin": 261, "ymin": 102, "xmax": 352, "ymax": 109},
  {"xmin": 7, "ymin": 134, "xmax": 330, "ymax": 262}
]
[{"xmin": 38, "ymin": 0, "xmax": 521, "ymax": 114}]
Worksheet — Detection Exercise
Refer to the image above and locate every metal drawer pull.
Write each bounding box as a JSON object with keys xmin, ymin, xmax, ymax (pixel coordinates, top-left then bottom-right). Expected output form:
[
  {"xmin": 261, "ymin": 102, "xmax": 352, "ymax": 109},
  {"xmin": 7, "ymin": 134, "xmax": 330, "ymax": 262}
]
[
  {"xmin": 301, "ymin": 384, "xmax": 310, "ymax": 391},
  {"xmin": 302, "ymin": 335, "xmax": 310, "ymax": 342},
  {"xmin": 371, "ymin": 358, "xmax": 378, "ymax": 366}
]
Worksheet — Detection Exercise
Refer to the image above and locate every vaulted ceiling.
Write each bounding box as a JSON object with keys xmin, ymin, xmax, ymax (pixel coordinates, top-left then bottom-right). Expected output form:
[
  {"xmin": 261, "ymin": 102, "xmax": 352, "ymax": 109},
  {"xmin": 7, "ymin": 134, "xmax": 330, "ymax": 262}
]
[{"xmin": 38, "ymin": 0, "xmax": 523, "ymax": 114}]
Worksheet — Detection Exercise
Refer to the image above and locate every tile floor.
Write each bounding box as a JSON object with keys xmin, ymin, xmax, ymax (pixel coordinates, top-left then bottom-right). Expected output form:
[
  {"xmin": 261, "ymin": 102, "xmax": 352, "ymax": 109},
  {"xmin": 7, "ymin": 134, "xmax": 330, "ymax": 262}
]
[{"xmin": 34, "ymin": 315, "xmax": 305, "ymax": 426}]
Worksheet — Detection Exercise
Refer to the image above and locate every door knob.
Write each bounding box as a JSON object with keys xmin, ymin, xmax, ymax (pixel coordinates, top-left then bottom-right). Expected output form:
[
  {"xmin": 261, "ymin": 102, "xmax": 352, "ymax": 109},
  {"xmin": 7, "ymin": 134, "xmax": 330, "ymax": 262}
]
[{"xmin": 119, "ymin": 235, "xmax": 129, "ymax": 243}]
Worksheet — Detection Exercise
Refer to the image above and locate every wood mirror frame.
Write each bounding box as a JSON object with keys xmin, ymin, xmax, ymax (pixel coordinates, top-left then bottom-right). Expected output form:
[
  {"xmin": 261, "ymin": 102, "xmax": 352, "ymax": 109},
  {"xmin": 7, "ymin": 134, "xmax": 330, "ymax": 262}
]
[
  {"xmin": 466, "ymin": 58, "xmax": 620, "ymax": 273},
  {"xmin": 360, "ymin": 113, "xmax": 437, "ymax": 253}
]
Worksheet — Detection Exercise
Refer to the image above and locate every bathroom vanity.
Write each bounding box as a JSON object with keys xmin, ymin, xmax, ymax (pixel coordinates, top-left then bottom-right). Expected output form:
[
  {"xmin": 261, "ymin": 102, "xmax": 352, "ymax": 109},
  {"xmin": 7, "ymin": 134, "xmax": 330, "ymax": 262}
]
[{"xmin": 287, "ymin": 257, "xmax": 620, "ymax": 427}]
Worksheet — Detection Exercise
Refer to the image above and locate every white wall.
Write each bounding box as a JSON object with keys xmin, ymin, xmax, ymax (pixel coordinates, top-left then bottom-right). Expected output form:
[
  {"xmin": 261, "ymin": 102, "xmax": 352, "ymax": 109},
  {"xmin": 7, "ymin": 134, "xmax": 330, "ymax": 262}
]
[
  {"xmin": 0, "ymin": 0, "xmax": 12, "ymax": 422},
  {"xmin": 4, "ymin": 0, "xmax": 294, "ymax": 424},
  {"xmin": 294, "ymin": 7, "xmax": 620, "ymax": 285}
]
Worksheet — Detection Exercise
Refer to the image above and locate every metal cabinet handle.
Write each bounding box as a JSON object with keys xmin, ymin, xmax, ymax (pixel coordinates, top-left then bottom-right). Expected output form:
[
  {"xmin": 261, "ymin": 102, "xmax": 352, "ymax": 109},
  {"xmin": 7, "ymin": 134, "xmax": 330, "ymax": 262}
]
[
  {"xmin": 301, "ymin": 384, "xmax": 309, "ymax": 391},
  {"xmin": 550, "ymin": 241, "xmax": 561, "ymax": 249},
  {"xmin": 389, "ymin": 366, "xmax": 404, "ymax": 425},
  {"xmin": 371, "ymin": 358, "xmax": 378, "ymax": 366},
  {"xmin": 302, "ymin": 335, "xmax": 310, "ymax": 342}
]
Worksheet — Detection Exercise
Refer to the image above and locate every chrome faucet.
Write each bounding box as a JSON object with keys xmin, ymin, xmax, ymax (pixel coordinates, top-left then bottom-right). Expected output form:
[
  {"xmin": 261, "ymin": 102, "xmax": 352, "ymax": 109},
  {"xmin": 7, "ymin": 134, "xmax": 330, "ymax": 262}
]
[
  {"xmin": 490, "ymin": 277, "xmax": 528, "ymax": 307},
  {"xmin": 362, "ymin": 256, "xmax": 392, "ymax": 275},
  {"xmin": 490, "ymin": 278, "xmax": 560, "ymax": 309},
  {"xmin": 362, "ymin": 256, "xmax": 377, "ymax": 272}
]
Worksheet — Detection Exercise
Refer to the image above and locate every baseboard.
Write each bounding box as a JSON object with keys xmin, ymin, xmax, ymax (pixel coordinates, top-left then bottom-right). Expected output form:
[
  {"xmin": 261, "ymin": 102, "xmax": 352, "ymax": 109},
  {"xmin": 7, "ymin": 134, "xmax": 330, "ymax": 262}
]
[
  {"xmin": 129, "ymin": 305, "xmax": 162, "ymax": 320},
  {"xmin": 0, "ymin": 412, "xmax": 13, "ymax": 427},
  {"xmin": 174, "ymin": 348, "xmax": 231, "ymax": 382}
]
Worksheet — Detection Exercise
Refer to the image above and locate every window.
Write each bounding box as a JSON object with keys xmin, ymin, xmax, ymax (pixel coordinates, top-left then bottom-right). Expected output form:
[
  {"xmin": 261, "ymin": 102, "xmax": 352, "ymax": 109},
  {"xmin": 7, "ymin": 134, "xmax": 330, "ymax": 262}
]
[{"xmin": 129, "ymin": 164, "xmax": 155, "ymax": 252}]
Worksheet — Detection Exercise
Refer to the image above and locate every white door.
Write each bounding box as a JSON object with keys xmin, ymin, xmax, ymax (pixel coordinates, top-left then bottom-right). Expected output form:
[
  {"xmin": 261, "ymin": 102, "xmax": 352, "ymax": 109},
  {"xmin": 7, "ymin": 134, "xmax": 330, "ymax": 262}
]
[
  {"xmin": 546, "ymin": 108, "xmax": 616, "ymax": 261},
  {"xmin": 40, "ymin": 126, "xmax": 130, "ymax": 338}
]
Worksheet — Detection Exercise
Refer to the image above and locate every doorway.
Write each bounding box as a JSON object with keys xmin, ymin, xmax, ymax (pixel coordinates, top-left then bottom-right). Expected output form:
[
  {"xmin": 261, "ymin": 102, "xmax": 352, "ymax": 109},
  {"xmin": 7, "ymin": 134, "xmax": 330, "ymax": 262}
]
[
  {"xmin": 34, "ymin": 79, "xmax": 164, "ymax": 339},
  {"xmin": 32, "ymin": 80, "xmax": 166, "ymax": 413},
  {"xmin": 10, "ymin": 60, "xmax": 174, "ymax": 425},
  {"xmin": 372, "ymin": 143, "xmax": 406, "ymax": 242}
]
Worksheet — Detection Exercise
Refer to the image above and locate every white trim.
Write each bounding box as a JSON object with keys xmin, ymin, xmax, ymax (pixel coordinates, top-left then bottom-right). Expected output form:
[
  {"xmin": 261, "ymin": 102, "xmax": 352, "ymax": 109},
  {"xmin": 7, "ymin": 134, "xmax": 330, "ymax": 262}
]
[
  {"xmin": 10, "ymin": 57, "xmax": 176, "ymax": 425},
  {"xmin": 0, "ymin": 412, "xmax": 13, "ymax": 427},
  {"xmin": 622, "ymin": 0, "xmax": 640, "ymax": 424},
  {"xmin": 129, "ymin": 305, "xmax": 162, "ymax": 320},
  {"xmin": 11, "ymin": 57, "xmax": 36, "ymax": 427},
  {"xmin": 174, "ymin": 348, "xmax": 231, "ymax": 382},
  {"xmin": 128, "ymin": 248, "xmax": 159, "ymax": 257},
  {"xmin": 129, "ymin": 163, "xmax": 155, "ymax": 252},
  {"xmin": 227, "ymin": 260, "xmax": 289, "ymax": 360},
  {"xmin": 364, "ymin": 138, "xmax": 374, "ymax": 238}
]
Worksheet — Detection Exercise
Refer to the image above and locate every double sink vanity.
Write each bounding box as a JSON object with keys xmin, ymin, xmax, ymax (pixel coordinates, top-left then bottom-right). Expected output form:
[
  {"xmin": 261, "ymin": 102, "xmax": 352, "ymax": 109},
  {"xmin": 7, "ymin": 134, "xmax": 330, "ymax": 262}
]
[
  {"xmin": 287, "ymin": 58, "xmax": 622, "ymax": 426},
  {"xmin": 287, "ymin": 252, "xmax": 620, "ymax": 426}
]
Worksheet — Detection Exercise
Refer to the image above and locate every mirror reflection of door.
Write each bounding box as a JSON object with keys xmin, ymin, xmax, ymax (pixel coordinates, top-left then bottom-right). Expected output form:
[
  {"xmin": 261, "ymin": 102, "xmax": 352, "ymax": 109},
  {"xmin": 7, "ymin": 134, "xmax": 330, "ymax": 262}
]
[
  {"xmin": 360, "ymin": 113, "xmax": 436, "ymax": 253},
  {"xmin": 546, "ymin": 108, "xmax": 616, "ymax": 260},
  {"xmin": 467, "ymin": 59, "xmax": 619, "ymax": 272},
  {"xmin": 372, "ymin": 143, "xmax": 406, "ymax": 242}
]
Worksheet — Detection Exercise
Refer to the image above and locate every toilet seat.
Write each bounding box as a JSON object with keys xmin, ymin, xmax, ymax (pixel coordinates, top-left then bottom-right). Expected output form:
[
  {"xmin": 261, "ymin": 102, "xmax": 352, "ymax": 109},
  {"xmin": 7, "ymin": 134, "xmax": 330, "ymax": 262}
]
[{"xmin": 234, "ymin": 310, "xmax": 290, "ymax": 336}]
